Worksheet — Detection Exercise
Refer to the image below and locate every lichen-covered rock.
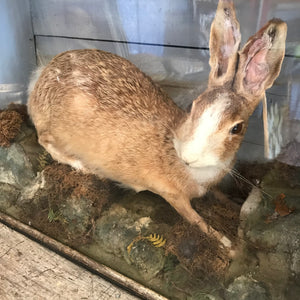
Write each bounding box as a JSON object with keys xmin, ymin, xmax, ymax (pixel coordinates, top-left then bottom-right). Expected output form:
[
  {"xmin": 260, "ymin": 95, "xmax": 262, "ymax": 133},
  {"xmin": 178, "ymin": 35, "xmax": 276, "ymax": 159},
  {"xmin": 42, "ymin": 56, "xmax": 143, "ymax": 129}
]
[
  {"xmin": 235, "ymin": 164, "xmax": 300, "ymax": 299},
  {"xmin": 94, "ymin": 202, "xmax": 166, "ymax": 280},
  {"xmin": 246, "ymin": 213, "xmax": 300, "ymax": 251},
  {"xmin": 0, "ymin": 118, "xmax": 48, "ymax": 194},
  {"xmin": 59, "ymin": 195, "xmax": 99, "ymax": 235},
  {"xmin": 0, "ymin": 107, "xmax": 48, "ymax": 218},
  {"xmin": 256, "ymin": 251, "xmax": 289, "ymax": 294},
  {"xmin": 0, "ymin": 143, "xmax": 37, "ymax": 188},
  {"xmin": 225, "ymin": 275, "xmax": 269, "ymax": 300},
  {"xmin": 187, "ymin": 294, "xmax": 222, "ymax": 300},
  {"xmin": 95, "ymin": 203, "xmax": 149, "ymax": 253},
  {"xmin": 291, "ymin": 249, "xmax": 300, "ymax": 275},
  {"xmin": 239, "ymin": 187, "xmax": 263, "ymax": 234},
  {"xmin": 18, "ymin": 171, "xmax": 45, "ymax": 204},
  {"xmin": 0, "ymin": 183, "xmax": 19, "ymax": 211},
  {"xmin": 0, "ymin": 105, "xmax": 50, "ymax": 191},
  {"xmin": 0, "ymin": 121, "xmax": 47, "ymax": 220},
  {"xmin": 126, "ymin": 237, "xmax": 166, "ymax": 279}
]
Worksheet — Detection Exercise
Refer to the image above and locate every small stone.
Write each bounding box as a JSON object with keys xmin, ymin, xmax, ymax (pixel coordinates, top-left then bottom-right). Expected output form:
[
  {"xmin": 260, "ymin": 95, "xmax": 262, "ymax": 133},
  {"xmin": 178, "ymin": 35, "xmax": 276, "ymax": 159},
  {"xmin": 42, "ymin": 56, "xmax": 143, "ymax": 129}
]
[{"xmin": 240, "ymin": 187, "xmax": 262, "ymax": 223}]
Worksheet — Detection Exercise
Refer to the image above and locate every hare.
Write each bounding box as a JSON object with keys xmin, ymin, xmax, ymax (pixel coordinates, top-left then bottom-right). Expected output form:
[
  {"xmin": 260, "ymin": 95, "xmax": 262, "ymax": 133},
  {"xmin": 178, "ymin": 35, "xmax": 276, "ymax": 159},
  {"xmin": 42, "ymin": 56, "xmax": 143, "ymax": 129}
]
[{"xmin": 28, "ymin": 0, "xmax": 286, "ymax": 249}]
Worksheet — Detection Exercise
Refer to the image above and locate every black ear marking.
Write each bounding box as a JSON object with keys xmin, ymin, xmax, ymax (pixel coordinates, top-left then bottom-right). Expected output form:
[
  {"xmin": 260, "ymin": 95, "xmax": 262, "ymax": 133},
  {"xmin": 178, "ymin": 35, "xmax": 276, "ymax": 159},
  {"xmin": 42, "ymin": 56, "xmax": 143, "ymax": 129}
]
[
  {"xmin": 224, "ymin": 7, "xmax": 230, "ymax": 16},
  {"xmin": 267, "ymin": 26, "xmax": 276, "ymax": 41}
]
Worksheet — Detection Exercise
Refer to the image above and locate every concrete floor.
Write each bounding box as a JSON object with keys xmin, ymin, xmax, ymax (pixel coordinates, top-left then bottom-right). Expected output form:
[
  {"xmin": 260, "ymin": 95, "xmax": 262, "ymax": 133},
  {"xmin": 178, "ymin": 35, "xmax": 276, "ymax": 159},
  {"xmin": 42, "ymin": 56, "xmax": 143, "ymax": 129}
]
[{"xmin": 0, "ymin": 223, "xmax": 140, "ymax": 300}]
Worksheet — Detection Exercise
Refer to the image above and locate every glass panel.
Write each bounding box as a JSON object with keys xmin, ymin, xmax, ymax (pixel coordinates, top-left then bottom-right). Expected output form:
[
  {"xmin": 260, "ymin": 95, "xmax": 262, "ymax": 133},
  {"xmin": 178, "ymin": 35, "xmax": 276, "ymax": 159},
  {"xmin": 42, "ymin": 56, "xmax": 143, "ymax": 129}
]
[{"xmin": 0, "ymin": 0, "xmax": 35, "ymax": 107}]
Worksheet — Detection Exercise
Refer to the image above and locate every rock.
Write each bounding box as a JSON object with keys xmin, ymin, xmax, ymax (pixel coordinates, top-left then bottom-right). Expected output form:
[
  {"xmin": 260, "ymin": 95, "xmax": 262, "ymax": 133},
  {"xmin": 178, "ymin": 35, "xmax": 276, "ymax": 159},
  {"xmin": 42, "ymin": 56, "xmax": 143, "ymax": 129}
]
[
  {"xmin": 127, "ymin": 237, "xmax": 166, "ymax": 279},
  {"xmin": 0, "ymin": 143, "xmax": 36, "ymax": 188},
  {"xmin": 225, "ymin": 275, "xmax": 269, "ymax": 300},
  {"xmin": 235, "ymin": 163, "xmax": 300, "ymax": 299},
  {"xmin": 18, "ymin": 171, "xmax": 45, "ymax": 204},
  {"xmin": 239, "ymin": 187, "xmax": 263, "ymax": 237},
  {"xmin": 0, "ymin": 120, "xmax": 45, "ymax": 189},
  {"xmin": 187, "ymin": 293, "xmax": 222, "ymax": 300},
  {"xmin": 0, "ymin": 112, "xmax": 46, "ymax": 218},
  {"xmin": 291, "ymin": 249, "xmax": 300, "ymax": 275},
  {"xmin": 246, "ymin": 213, "xmax": 300, "ymax": 250},
  {"xmin": 94, "ymin": 203, "xmax": 166, "ymax": 280},
  {"xmin": 0, "ymin": 183, "xmax": 19, "ymax": 211},
  {"xmin": 256, "ymin": 251, "xmax": 289, "ymax": 293},
  {"xmin": 95, "ymin": 204, "xmax": 137, "ymax": 256},
  {"xmin": 164, "ymin": 264, "xmax": 223, "ymax": 300},
  {"xmin": 59, "ymin": 195, "xmax": 98, "ymax": 235},
  {"xmin": 240, "ymin": 188, "xmax": 262, "ymax": 221}
]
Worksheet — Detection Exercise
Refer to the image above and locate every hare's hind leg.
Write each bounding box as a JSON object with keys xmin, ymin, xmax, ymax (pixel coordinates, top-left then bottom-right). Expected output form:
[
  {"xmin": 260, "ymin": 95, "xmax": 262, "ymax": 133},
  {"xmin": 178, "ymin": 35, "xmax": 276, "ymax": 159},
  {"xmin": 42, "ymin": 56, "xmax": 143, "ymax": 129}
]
[
  {"xmin": 164, "ymin": 193, "xmax": 232, "ymax": 249},
  {"xmin": 38, "ymin": 133, "xmax": 87, "ymax": 172}
]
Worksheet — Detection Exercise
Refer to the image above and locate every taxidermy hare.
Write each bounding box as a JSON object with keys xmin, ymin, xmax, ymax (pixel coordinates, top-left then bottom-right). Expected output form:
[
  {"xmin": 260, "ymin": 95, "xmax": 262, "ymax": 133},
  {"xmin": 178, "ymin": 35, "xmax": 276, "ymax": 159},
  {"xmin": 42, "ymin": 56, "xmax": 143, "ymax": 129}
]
[{"xmin": 28, "ymin": 0, "xmax": 286, "ymax": 249}]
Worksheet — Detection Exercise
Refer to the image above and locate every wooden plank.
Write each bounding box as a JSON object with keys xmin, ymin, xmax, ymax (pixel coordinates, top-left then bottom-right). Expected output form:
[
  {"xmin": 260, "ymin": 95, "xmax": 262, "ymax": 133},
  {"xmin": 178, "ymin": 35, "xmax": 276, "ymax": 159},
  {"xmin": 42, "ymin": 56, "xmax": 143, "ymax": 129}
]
[
  {"xmin": 0, "ymin": 223, "xmax": 139, "ymax": 300},
  {"xmin": 0, "ymin": 0, "xmax": 35, "ymax": 105}
]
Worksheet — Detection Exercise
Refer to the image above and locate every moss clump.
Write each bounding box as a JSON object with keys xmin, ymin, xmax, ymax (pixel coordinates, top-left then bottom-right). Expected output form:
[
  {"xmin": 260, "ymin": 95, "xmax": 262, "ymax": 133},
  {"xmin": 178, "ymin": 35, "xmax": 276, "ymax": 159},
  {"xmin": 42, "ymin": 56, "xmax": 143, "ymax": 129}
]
[{"xmin": 0, "ymin": 110, "xmax": 23, "ymax": 147}]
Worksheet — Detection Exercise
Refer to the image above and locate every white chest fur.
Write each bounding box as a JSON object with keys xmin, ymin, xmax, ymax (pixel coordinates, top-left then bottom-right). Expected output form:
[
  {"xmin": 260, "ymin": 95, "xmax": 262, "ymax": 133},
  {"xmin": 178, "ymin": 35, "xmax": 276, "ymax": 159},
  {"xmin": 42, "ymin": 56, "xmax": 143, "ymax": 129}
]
[{"xmin": 189, "ymin": 165, "xmax": 221, "ymax": 187}]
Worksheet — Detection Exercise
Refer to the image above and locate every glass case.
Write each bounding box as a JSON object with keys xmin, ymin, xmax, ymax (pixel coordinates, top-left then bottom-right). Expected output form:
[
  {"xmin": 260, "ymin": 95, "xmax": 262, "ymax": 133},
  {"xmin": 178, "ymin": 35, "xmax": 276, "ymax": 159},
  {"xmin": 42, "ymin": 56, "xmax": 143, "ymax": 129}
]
[{"xmin": 0, "ymin": 1, "xmax": 299, "ymax": 299}]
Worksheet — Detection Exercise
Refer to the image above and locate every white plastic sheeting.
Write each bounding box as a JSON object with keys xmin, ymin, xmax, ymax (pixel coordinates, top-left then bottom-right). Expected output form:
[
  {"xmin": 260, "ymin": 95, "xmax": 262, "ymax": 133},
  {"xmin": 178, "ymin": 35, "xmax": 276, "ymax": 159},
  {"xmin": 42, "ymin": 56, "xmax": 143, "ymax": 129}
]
[{"xmin": 0, "ymin": 0, "xmax": 35, "ymax": 106}]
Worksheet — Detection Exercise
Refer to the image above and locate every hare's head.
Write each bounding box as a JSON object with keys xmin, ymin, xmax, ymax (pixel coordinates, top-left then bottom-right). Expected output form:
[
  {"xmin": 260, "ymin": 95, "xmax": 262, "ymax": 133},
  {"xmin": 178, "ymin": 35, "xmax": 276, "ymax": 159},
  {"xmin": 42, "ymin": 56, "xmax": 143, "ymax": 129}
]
[{"xmin": 174, "ymin": 0, "xmax": 287, "ymax": 170}]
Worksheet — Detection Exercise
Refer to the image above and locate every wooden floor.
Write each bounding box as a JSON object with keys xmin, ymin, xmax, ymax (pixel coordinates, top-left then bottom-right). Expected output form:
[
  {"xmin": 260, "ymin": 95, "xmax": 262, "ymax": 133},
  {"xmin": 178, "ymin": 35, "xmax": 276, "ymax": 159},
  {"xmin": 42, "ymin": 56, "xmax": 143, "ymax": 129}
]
[{"xmin": 0, "ymin": 223, "xmax": 139, "ymax": 300}]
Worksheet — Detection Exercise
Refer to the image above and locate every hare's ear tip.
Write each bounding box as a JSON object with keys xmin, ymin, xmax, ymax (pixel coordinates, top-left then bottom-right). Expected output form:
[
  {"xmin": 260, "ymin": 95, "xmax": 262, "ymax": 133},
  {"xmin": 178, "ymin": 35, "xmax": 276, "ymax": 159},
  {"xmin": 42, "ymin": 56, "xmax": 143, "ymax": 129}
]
[
  {"xmin": 277, "ymin": 19, "xmax": 288, "ymax": 32},
  {"xmin": 217, "ymin": 0, "xmax": 235, "ymax": 10},
  {"xmin": 269, "ymin": 18, "xmax": 286, "ymax": 25},
  {"xmin": 266, "ymin": 18, "xmax": 287, "ymax": 32},
  {"xmin": 266, "ymin": 18, "xmax": 288, "ymax": 41},
  {"xmin": 218, "ymin": 0, "xmax": 234, "ymax": 4},
  {"xmin": 250, "ymin": 18, "xmax": 287, "ymax": 46}
]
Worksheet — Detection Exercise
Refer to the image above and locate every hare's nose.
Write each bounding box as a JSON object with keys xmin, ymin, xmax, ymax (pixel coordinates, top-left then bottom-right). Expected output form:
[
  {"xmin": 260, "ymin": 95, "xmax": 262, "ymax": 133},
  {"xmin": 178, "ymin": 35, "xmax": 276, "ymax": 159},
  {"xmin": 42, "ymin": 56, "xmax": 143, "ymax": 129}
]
[
  {"xmin": 182, "ymin": 158, "xmax": 198, "ymax": 167},
  {"xmin": 183, "ymin": 160, "xmax": 190, "ymax": 166}
]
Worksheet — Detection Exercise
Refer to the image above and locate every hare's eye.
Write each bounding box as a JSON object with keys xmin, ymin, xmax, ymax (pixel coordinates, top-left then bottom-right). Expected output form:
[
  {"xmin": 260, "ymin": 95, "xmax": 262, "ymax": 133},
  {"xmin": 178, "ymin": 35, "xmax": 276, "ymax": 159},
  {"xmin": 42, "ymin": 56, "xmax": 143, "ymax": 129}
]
[{"xmin": 230, "ymin": 122, "xmax": 244, "ymax": 135}]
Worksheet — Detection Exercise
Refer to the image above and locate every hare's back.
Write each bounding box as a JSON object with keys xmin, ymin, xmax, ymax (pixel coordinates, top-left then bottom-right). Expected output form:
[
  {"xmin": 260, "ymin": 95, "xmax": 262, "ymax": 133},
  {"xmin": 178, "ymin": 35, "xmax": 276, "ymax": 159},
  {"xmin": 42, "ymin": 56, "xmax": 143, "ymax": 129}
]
[{"xmin": 40, "ymin": 49, "xmax": 182, "ymax": 122}]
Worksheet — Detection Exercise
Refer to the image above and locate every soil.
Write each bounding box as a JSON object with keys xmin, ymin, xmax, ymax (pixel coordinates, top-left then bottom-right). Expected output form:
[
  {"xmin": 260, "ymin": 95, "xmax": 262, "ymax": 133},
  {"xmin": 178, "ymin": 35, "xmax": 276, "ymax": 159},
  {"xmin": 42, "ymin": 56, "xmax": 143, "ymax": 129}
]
[
  {"xmin": 167, "ymin": 221, "xmax": 230, "ymax": 278},
  {"xmin": 20, "ymin": 163, "xmax": 112, "ymax": 247}
]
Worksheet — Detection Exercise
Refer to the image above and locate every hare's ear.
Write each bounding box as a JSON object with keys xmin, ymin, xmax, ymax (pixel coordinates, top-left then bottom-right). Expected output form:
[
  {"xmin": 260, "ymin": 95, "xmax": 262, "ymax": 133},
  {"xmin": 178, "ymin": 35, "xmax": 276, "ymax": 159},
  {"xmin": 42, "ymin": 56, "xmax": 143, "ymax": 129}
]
[
  {"xmin": 234, "ymin": 19, "xmax": 287, "ymax": 102},
  {"xmin": 208, "ymin": 0, "xmax": 241, "ymax": 87}
]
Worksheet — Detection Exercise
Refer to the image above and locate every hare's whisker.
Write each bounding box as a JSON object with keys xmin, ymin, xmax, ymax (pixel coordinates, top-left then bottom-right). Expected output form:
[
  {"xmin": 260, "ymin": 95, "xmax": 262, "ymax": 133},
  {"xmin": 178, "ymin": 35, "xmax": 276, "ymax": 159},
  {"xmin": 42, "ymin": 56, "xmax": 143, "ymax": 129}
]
[{"xmin": 225, "ymin": 167, "xmax": 273, "ymax": 199}]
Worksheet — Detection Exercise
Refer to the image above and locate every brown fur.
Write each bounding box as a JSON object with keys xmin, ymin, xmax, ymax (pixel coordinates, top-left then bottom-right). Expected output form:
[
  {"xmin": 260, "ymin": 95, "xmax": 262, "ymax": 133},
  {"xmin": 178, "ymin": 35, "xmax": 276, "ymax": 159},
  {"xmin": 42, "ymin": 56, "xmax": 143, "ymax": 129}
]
[{"xmin": 28, "ymin": 0, "xmax": 286, "ymax": 250}]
